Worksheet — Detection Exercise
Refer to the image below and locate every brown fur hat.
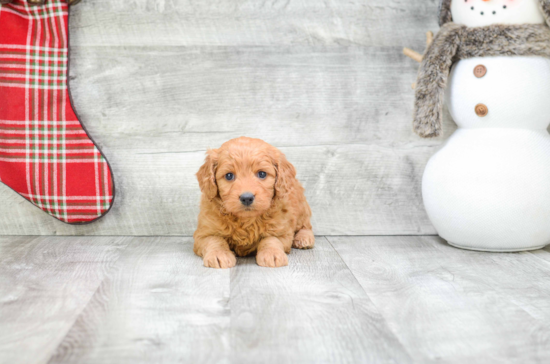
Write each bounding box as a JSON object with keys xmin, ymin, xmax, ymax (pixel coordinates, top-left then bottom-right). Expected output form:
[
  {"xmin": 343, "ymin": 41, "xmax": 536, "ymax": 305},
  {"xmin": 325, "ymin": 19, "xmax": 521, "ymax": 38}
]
[{"xmin": 439, "ymin": 0, "xmax": 550, "ymax": 27}]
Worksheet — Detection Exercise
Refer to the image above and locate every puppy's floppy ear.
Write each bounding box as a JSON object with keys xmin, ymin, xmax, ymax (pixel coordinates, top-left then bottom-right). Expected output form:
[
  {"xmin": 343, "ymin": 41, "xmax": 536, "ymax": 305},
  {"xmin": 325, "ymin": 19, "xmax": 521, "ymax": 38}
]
[
  {"xmin": 273, "ymin": 150, "xmax": 296, "ymax": 200},
  {"xmin": 196, "ymin": 149, "xmax": 219, "ymax": 200}
]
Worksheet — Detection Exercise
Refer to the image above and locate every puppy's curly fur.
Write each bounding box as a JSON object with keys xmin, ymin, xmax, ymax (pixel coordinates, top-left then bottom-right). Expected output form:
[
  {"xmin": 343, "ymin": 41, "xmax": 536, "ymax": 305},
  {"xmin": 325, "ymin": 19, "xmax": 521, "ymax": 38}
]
[{"xmin": 193, "ymin": 137, "xmax": 314, "ymax": 269}]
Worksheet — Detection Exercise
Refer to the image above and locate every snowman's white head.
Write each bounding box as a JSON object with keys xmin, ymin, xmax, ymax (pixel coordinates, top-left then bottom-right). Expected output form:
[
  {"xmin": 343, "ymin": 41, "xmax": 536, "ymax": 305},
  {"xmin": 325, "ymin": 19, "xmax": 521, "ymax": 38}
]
[{"xmin": 439, "ymin": 0, "xmax": 550, "ymax": 27}]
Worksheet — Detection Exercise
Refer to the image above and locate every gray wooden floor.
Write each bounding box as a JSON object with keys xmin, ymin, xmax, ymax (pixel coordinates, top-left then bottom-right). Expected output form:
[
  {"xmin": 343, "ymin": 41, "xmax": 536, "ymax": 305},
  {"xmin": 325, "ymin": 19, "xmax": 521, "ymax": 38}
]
[{"xmin": 1, "ymin": 235, "xmax": 550, "ymax": 364}]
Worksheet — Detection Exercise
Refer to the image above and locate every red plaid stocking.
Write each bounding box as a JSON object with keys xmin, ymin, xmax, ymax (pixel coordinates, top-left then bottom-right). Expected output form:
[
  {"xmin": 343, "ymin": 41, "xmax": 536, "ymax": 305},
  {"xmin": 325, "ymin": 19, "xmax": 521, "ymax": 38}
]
[{"xmin": 0, "ymin": 0, "xmax": 115, "ymax": 224}]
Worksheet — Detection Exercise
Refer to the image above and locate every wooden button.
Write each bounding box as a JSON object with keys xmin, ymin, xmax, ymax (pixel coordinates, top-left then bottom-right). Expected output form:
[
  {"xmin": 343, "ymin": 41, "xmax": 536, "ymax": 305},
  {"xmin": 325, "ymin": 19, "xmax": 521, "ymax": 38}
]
[
  {"xmin": 474, "ymin": 65, "xmax": 487, "ymax": 78},
  {"xmin": 475, "ymin": 103, "xmax": 488, "ymax": 117}
]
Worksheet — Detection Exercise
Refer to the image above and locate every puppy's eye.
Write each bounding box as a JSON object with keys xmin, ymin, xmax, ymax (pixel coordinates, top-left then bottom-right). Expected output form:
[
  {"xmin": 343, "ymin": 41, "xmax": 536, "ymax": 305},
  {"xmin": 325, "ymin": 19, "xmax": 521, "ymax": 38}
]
[
  {"xmin": 225, "ymin": 173, "xmax": 235, "ymax": 181},
  {"xmin": 257, "ymin": 171, "xmax": 267, "ymax": 179}
]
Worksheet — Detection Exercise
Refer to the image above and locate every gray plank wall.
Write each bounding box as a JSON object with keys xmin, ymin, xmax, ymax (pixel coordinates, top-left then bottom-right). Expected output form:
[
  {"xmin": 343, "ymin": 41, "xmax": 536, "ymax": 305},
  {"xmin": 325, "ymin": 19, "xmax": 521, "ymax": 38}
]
[{"xmin": 0, "ymin": 0, "xmax": 457, "ymax": 236}]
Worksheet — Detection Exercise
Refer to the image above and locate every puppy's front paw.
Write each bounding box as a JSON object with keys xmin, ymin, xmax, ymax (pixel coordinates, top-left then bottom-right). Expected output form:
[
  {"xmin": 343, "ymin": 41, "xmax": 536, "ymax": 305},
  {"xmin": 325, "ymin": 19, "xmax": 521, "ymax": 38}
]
[
  {"xmin": 292, "ymin": 229, "xmax": 315, "ymax": 249},
  {"xmin": 203, "ymin": 250, "xmax": 237, "ymax": 269},
  {"xmin": 256, "ymin": 248, "xmax": 288, "ymax": 268}
]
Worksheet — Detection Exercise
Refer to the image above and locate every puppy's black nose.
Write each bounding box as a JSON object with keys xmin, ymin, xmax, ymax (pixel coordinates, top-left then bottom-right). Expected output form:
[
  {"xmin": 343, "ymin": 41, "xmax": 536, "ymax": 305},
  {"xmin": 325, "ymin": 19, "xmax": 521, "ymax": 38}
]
[{"xmin": 240, "ymin": 192, "xmax": 255, "ymax": 206}]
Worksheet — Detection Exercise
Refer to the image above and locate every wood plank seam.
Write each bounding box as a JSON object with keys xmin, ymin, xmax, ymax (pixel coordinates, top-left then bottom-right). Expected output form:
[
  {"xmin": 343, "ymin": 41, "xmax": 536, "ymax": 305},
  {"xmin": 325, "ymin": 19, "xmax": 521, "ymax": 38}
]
[
  {"xmin": 44, "ymin": 239, "xmax": 132, "ymax": 364},
  {"xmin": 324, "ymin": 235, "xmax": 418, "ymax": 361}
]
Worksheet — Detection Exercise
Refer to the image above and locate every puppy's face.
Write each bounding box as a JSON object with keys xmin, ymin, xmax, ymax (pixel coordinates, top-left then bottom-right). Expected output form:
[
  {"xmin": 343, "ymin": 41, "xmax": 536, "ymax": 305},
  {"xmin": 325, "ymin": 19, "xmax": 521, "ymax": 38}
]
[
  {"xmin": 216, "ymin": 151, "xmax": 276, "ymax": 217},
  {"xmin": 197, "ymin": 137, "xmax": 296, "ymax": 218}
]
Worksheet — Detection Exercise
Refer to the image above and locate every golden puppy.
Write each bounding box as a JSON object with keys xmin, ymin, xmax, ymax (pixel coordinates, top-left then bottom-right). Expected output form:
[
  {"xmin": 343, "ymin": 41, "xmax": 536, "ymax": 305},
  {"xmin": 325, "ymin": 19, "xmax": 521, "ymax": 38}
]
[{"xmin": 194, "ymin": 137, "xmax": 315, "ymax": 269}]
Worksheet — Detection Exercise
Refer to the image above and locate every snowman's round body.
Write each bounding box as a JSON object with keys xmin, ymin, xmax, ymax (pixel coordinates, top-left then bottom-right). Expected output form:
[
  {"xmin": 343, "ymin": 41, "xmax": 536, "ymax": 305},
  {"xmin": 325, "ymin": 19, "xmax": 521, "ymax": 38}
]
[
  {"xmin": 423, "ymin": 56, "xmax": 550, "ymax": 251},
  {"xmin": 422, "ymin": 0, "xmax": 550, "ymax": 251}
]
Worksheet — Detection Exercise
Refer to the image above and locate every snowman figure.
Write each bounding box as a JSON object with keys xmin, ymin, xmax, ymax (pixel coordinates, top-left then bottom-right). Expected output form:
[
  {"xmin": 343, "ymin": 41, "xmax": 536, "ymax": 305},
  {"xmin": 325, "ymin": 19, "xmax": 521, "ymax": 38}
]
[{"xmin": 408, "ymin": 0, "xmax": 550, "ymax": 251}]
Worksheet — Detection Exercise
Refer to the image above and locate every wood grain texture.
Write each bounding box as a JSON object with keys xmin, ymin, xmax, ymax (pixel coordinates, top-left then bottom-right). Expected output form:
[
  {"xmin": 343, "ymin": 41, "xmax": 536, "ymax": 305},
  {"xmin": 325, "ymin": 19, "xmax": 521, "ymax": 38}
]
[
  {"xmin": 0, "ymin": 236, "xmax": 414, "ymax": 364},
  {"xmin": 229, "ymin": 237, "xmax": 412, "ymax": 364},
  {"xmin": 47, "ymin": 237, "xmax": 230, "ymax": 364},
  {"xmin": 69, "ymin": 0, "xmax": 438, "ymax": 48},
  {"xmin": 0, "ymin": 236, "xmax": 128, "ymax": 364},
  {"xmin": 330, "ymin": 236, "xmax": 550, "ymax": 364},
  {"xmin": 0, "ymin": 0, "xmax": 456, "ymax": 235},
  {"xmin": 4, "ymin": 235, "xmax": 550, "ymax": 363}
]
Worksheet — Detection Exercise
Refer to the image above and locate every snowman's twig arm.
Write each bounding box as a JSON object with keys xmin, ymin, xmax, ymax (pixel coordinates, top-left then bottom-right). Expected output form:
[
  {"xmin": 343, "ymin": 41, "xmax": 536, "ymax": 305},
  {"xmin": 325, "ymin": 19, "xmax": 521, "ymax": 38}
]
[
  {"xmin": 413, "ymin": 23, "xmax": 465, "ymax": 138},
  {"xmin": 426, "ymin": 31, "xmax": 434, "ymax": 47},
  {"xmin": 403, "ymin": 32, "xmax": 435, "ymax": 64},
  {"xmin": 403, "ymin": 48, "xmax": 422, "ymax": 63}
]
